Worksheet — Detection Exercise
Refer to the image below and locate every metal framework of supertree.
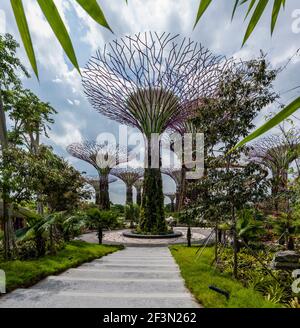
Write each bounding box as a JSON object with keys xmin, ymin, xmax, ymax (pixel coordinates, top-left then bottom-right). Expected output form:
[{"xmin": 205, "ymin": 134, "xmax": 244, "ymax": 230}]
[
  {"xmin": 249, "ymin": 133, "xmax": 300, "ymax": 211},
  {"xmin": 82, "ymin": 32, "xmax": 231, "ymax": 233},
  {"xmin": 85, "ymin": 175, "xmax": 117, "ymax": 206},
  {"xmin": 164, "ymin": 193, "xmax": 176, "ymax": 212},
  {"xmin": 67, "ymin": 140, "xmax": 127, "ymax": 209},
  {"xmin": 111, "ymin": 168, "xmax": 144, "ymax": 204},
  {"xmin": 133, "ymin": 178, "xmax": 143, "ymax": 206}
]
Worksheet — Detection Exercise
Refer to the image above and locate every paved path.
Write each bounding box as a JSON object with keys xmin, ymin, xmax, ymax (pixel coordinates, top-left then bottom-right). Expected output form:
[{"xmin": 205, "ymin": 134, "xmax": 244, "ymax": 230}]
[
  {"xmin": 80, "ymin": 227, "xmax": 212, "ymax": 246},
  {"xmin": 0, "ymin": 247, "xmax": 199, "ymax": 308}
]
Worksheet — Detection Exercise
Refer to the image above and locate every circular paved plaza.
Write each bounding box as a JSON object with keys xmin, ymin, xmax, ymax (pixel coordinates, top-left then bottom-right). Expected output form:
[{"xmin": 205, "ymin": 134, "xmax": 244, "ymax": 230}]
[{"xmin": 79, "ymin": 227, "xmax": 212, "ymax": 246}]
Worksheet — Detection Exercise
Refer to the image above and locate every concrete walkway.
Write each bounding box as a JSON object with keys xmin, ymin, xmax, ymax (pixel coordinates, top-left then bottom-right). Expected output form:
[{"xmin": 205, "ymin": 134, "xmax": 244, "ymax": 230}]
[{"xmin": 0, "ymin": 247, "xmax": 199, "ymax": 308}]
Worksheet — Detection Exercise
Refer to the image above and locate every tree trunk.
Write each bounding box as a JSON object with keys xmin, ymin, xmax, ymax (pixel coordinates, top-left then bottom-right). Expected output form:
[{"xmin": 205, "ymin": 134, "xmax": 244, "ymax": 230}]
[
  {"xmin": 126, "ymin": 184, "xmax": 133, "ymax": 204},
  {"xmin": 232, "ymin": 205, "xmax": 238, "ymax": 279},
  {"xmin": 140, "ymin": 137, "xmax": 166, "ymax": 234},
  {"xmin": 187, "ymin": 225, "xmax": 191, "ymax": 247},
  {"xmin": 99, "ymin": 173, "xmax": 110, "ymax": 210},
  {"xmin": 97, "ymin": 226, "xmax": 103, "ymax": 244},
  {"xmin": 95, "ymin": 190, "xmax": 100, "ymax": 206},
  {"xmin": 170, "ymin": 200, "xmax": 175, "ymax": 212},
  {"xmin": 37, "ymin": 194, "xmax": 44, "ymax": 216},
  {"xmin": 136, "ymin": 188, "xmax": 142, "ymax": 206},
  {"xmin": 178, "ymin": 168, "xmax": 186, "ymax": 211},
  {"xmin": 215, "ymin": 224, "xmax": 218, "ymax": 263},
  {"xmin": 0, "ymin": 86, "xmax": 16, "ymax": 259},
  {"xmin": 175, "ymin": 190, "xmax": 180, "ymax": 211}
]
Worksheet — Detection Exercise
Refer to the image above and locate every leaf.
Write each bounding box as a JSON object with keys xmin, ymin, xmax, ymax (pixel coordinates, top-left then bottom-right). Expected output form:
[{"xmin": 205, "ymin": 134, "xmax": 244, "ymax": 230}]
[
  {"xmin": 194, "ymin": 0, "xmax": 212, "ymax": 28},
  {"xmin": 231, "ymin": 97, "xmax": 300, "ymax": 151},
  {"xmin": 37, "ymin": 0, "xmax": 80, "ymax": 73},
  {"xmin": 75, "ymin": 0, "xmax": 112, "ymax": 32},
  {"xmin": 231, "ymin": 0, "xmax": 241, "ymax": 21},
  {"xmin": 271, "ymin": 0, "xmax": 283, "ymax": 35},
  {"xmin": 10, "ymin": 0, "xmax": 38, "ymax": 79},
  {"xmin": 244, "ymin": 0, "xmax": 256, "ymax": 21},
  {"xmin": 242, "ymin": 0, "xmax": 268, "ymax": 45}
]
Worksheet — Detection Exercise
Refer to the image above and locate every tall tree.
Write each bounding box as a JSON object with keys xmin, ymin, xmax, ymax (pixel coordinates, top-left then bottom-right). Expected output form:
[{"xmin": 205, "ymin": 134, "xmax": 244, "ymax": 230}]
[
  {"xmin": 82, "ymin": 32, "xmax": 230, "ymax": 234},
  {"xmin": 0, "ymin": 33, "xmax": 28, "ymax": 259},
  {"xmin": 5, "ymin": 88, "xmax": 56, "ymax": 214}
]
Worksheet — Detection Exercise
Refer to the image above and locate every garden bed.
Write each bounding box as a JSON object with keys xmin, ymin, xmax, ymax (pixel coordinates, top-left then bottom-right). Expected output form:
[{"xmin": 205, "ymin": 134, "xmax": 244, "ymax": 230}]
[
  {"xmin": 170, "ymin": 245, "xmax": 281, "ymax": 308},
  {"xmin": 123, "ymin": 230, "xmax": 183, "ymax": 239},
  {"xmin": 0, "ymin": 241, "xmax": 122, "ymax": 293}
]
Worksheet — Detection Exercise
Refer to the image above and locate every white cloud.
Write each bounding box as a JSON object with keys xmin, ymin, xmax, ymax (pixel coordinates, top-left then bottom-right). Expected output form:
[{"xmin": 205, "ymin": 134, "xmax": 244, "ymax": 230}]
[
  {"xmin": 52, "ymin": 77, "xmax": 63, "ymax": 84},
  {"xmin": 271, "ymin": 46, "xmax": 300, "ymax": 67},
  {"xmin": 48, "ymin": 121, "xmax": 83, "ymax": 148}
]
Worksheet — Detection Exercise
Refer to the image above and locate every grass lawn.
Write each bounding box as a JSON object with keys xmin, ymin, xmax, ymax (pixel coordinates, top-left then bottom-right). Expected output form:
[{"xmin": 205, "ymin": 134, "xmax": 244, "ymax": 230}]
[
  {"xmin": 170, "ymin": 245, "xmax": 281, "ymax": 308},
  {"xmin": 0, "ymin": 241, "xmax": 122, "ymax": 293}
]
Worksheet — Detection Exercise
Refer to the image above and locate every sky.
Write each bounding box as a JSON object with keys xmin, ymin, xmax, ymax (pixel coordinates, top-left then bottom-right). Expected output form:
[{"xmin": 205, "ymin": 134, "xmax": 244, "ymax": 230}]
[{"xmin": 0, "ymin": 0, "xmax": 300, "ymax": 204}]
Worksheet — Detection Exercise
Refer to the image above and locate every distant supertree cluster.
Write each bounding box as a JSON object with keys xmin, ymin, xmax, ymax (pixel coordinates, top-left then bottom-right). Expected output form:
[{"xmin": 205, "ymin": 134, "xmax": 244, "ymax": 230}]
[
  {"xmin": 133, "ymin": 179, "xmax": 144, "ymax": 206},
  {"xmin": 164, "ymin": 193, "xmax": 176, "ymax": 212},
  {"xmin": 111, "ymin": 168, "xmax": 144, "ymax": 204},
  {"xmin": 84, "ymin": 175, "xmax": 117, "ymax": 206},
  {"xmin": 249, "ymin": 133, "xmax": 300, "ymax": 211},
  {"xmin": 67, "ymin": 140, "xmax": 127, "ymax": 209}
]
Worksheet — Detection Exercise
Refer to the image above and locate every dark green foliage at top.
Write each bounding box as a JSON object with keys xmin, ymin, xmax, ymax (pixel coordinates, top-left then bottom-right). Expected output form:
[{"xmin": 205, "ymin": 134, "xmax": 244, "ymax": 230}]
[{"xmin": 139, "ymin": 168, "xmax": 167, "ymax": 234}]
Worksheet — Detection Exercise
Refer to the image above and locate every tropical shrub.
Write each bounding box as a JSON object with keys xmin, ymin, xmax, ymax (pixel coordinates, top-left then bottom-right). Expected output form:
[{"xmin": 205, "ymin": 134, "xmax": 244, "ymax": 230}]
[
  {"xmin": 218, "ymin": 247, "xmax": 298, "ymax": 306},
  {"xmin": 125, "ymin": 204, "xmax": 140, "ymax": 228},
  {"xmin": 85, "ymin": 208, "xmax": 119, "ymax": 244}
]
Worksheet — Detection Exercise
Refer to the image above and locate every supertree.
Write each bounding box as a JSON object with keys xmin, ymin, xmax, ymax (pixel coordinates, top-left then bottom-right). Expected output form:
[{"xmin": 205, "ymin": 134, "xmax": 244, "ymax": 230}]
[
  {"xmin": 249, "ymin": 133, "xmax": 300, "ymax": 211},
  {"xmin": 82, "ymin": 32, "xmax": 230, "ymax": 233},
  {"xmin": 164, "ymin": 193, "xmax": 176, "ymax": 212},
  {"xmin": 133, "ymin": 179, "xmax": 143, "ymax": 206},
  {"xmin": 111, "ymin": 168, "xmax": 144, "ymax": 204},
  {"xmin": 85, "ymin": 175, "xmax": 117, "ymax": 206},
  {"xmin": 163, "ymin": 118, "xmax": 203, "ymax": 210},
  {"xmin": 162, "ymin": 168, "xmax": 182, "ymax": 211},
  {"xmin": 67, "ymin": 141, "xmax": 127, "ymax": 210}
]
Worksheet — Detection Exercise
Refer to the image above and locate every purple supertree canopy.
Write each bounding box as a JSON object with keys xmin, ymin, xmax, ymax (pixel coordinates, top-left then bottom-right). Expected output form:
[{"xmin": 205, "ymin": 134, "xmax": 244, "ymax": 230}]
[
  {"xmin": 66, "ymin": 140, "xmax": 128, "ymax": 172},
  {"xmin": 111, "ymin": 167, "xmax": 144, "ymax": 187},
  {"xmin": 84, "ymin": 175, "xmax": 117, "ymax": 190},
  {"xmin": 249, "ymin": 133, "xmax": 300, "ymax": 171},
  {"xmin": 164, "ymin": 193, "xmax": 176, "ymax": 202},
  {"xmin": 82, "ymin": 32, "xmax": 231, "ymax": 136},
  {"xmin": 161, "ymin": 168, "xmax": 182, "ymax": 187}
]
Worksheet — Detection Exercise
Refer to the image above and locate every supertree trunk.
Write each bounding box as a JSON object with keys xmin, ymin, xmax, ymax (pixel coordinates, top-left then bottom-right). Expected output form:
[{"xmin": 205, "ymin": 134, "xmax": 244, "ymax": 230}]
[
  {"xmin": 178, "ymin": 167, "xmax": 187, "ymax": 211},
  {"xmin": 140, "ymin": 138, "xmax": 167, "ymax": 233},
  {"xmin": 95, "ymin": 190, "xmax": 100, "ymax": 206},
  {"xmin": 126, "ymin": 185, "xmax": 133, "ymax": 204},
  {"xmin": 136, "ymin": 188, "xmax": 142, "ymax": 206},
  {"xmin": 99, "ymin": 173, "xmax": 110, "ymax": 210},
  {"xmin": 170, "ymin": 200, "xmax": 175, "ymax": 212}
]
